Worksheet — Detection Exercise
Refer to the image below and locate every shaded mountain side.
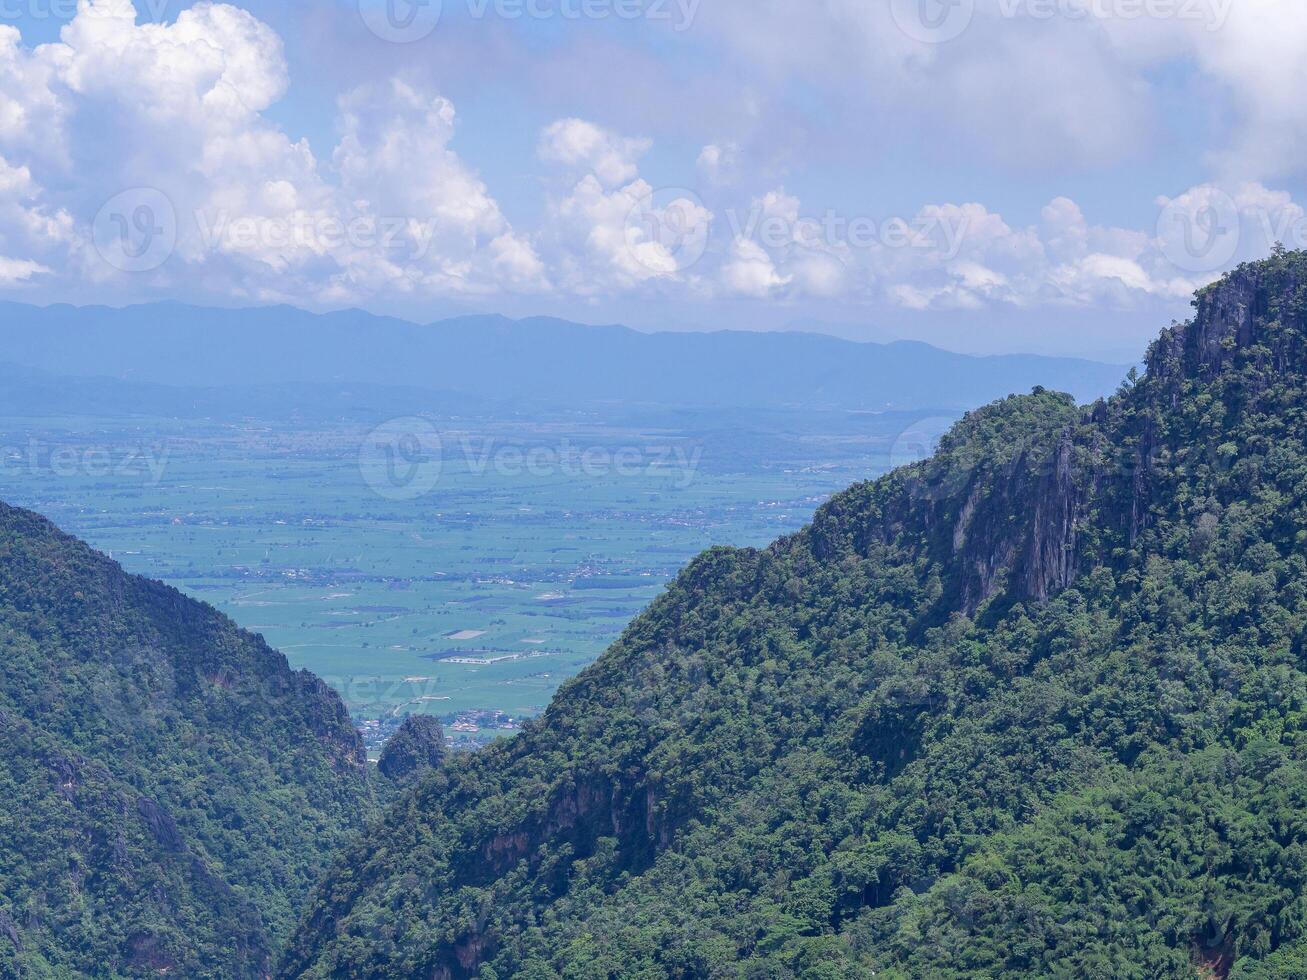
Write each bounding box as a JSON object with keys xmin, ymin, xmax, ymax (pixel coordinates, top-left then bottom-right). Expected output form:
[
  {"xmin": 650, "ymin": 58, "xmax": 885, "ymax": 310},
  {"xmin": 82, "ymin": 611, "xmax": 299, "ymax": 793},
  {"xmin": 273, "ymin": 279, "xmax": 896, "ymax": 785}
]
[
  {"xmin": 281, "ymin": 251, "xmax": 1307, "ymax": 979},
  {"xmin": 0, "ymin": 301, "xmax": 1126, "ymax": 412},
  {"xmin": 377, "ymin": 715, "xmax": 447, "ymax": 786},
  {"xmin": 0, "ymin": 711, "xmax": 269, "ymax": 977},
  {"xmin": 0, "ymin": 501, "xmax": 379, "ymax": 977}
]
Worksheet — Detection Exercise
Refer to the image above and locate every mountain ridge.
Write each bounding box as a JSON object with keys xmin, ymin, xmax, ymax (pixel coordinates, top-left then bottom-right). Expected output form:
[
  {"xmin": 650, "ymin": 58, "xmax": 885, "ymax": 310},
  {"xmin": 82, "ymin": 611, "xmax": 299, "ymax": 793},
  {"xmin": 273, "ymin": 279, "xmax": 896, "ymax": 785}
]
[
  {"xmin": 0, "ymin": 300, "xmax": 1126, "ymax": 412},
  {"xmin": 280, "ymin": 252, "xmax": 1307, "ymax": 978},
  {"xmin": 0, "ymin": 499, "xmax": 379, "ymax": 976}
]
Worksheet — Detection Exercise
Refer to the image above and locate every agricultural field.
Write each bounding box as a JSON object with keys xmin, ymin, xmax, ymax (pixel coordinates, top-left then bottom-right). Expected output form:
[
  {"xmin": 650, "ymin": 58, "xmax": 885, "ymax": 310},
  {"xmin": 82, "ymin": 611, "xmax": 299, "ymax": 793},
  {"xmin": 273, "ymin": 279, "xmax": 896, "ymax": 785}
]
[{"xmin": 0, "ymin": 408, "xmax": 952, "ymax": 750}]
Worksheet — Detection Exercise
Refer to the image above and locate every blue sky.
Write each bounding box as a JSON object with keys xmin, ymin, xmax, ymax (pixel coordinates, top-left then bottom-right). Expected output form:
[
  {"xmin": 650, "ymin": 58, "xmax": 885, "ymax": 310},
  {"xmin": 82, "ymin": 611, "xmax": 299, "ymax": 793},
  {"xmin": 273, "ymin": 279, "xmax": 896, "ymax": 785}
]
[{"xmin": 1, "ymin": 0, "xmax": 1305, "ymax": 360}]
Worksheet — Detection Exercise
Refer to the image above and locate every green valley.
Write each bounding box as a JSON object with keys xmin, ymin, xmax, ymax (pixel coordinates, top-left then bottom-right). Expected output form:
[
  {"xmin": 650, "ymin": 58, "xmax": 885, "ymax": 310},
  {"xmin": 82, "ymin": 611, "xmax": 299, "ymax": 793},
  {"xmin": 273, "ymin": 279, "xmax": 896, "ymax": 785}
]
[{"xmin": 282, "ymin": 254, "xmax": 1307, "ymax": 977}]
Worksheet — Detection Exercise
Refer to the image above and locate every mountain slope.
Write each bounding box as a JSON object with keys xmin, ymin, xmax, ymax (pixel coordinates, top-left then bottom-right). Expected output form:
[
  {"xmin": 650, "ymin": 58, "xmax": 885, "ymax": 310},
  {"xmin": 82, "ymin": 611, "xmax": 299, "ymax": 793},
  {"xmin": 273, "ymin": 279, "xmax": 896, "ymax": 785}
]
[
  {"xmin": 281, "ymin": 252, "xmax": 1307, "ymax": 979},
  {"xmin": 0, "ymin": 302, "xmax": 1125, "ymax": 412},
  {"xmin": 0, "ymin": 502, "xmax": 378, "ymax": 976}
]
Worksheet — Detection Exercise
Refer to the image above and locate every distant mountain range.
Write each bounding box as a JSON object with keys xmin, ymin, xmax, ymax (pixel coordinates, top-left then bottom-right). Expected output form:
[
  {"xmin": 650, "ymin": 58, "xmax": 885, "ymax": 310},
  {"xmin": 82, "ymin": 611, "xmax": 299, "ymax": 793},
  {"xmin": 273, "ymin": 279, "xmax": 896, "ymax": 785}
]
[
  {"xmin": 0, "ymin": 301, "xmax": 1128, "ymax": 413},
  {"xmin": 278, "ymin": 254, "xmax": 1307, "ymax": 978},
  {"xmin": 0, "ymin": 360, "xmax": 496, "ymax": 421},
  {"xmin": 6, "ymin": 258, "xmax": 1307, "ymax": 976}
]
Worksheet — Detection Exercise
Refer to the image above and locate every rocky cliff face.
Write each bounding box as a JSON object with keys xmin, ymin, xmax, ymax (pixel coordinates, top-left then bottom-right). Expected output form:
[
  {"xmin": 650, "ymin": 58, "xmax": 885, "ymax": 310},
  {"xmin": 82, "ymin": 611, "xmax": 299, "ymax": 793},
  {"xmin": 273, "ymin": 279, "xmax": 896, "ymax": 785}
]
[
  {"xmin": 1148, "ymin": 254, "xmax": 1307, "ymax": 387},
  {"xmin": 284, "ymin": 254, "xmax": 1307, "ymax": 979},
  {"xmin": 836, "ymin": 386, "xmax": 1099, "ymax": 616},
  {"xmin": 873, "ymin": 257, "xmax": 1307, "ymax": 619}
]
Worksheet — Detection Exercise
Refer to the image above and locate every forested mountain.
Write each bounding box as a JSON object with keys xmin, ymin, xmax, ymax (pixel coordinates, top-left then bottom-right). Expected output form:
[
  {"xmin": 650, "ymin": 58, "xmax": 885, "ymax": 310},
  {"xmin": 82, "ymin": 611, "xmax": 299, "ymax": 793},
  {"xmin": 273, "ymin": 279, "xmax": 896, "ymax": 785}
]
[
  {"xmin": 0, "ymin": 302, "xmax": 1124, "ymax": 412},
  {"xmin": 281, "ymin": 252, "xmax": 1307, "ymax": 979},
  {"xmin": 0, "ymin": 502, "xmax": 378, "ymax": 977}
]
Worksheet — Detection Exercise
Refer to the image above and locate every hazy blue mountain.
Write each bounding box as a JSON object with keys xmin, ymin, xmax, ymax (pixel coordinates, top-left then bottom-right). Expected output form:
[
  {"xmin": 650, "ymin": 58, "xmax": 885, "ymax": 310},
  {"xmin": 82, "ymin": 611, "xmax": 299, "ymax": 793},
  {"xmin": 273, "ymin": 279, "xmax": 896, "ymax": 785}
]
[
  {"xmin": 0, "ymin": 360, "xmax": 498, "ymax": 421},
  {"xmin": 0, "ymin": 302, "xmax": 1127, "ymax": 412}
]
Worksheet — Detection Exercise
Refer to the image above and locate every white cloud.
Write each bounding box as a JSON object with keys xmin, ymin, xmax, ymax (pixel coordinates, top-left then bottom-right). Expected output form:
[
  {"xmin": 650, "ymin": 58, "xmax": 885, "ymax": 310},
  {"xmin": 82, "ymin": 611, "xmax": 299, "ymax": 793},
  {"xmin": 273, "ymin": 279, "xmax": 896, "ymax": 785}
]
[
  {"xmin": 539, "ymin": 118, "xmax": 712, "ymax": 295},
  {"xmin": 331, "ymin": 79, "xmax": 547, "ymax": 297},
  {"xmin": 721, "ymin": 237, "xmax": 789, "ymax": 297},
  {"xmin": 707, "ymin": 179, "xmax": 1307, "ymax": 314},
  {"xmin": 693, "ymin": 1, "xmax": 1150, "ymax": 170},
  {"xmin": 713, "ymin": 188, "xmax": 857, "ymax": 300},
  {"xmin": 0, "ymin": 154, "xmax": 73, "ymax": 287},
  {"xmin": 696, "ymin": 142, "xmax": 739, "ymax": 184},
  {"xmin": 0, "ymin": 0, "xmax": 1303, "ymax": 335},
  {"xmin": 538, "ymin": 118, "xmax": 650, "ymax": 188},
  {"xmin": 0, "ymin": 255, "xmax": 48, "ymax": 284},
  {"xmin": 0, "ymin": 1, "xmax": 544, "ymax": 306},
  {"xmin": 1087, "ymin": 0, "xmax": 1307, "ymax": 179},
  {"xmin": 689, "ymin": 0, "xmax": 1307, "ymax": 180}
]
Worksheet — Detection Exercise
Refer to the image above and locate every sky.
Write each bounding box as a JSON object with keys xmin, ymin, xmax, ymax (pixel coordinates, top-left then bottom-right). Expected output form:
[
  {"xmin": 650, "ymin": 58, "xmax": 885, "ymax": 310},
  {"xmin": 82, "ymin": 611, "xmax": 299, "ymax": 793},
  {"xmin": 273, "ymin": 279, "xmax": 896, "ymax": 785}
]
[{"xmin": 1, "ymin": 0, "xmax": 1306, "ymax": 360}]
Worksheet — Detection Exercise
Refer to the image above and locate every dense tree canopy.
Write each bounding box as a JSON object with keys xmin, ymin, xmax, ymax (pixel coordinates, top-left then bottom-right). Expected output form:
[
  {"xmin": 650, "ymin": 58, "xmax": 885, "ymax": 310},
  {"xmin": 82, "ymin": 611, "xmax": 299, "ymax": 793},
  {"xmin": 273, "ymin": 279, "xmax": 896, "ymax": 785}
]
[
  {"xmin": 7, "ymin": 253, "xmax": 1307, "ymax": 978},
  {"xmin": 0, "ymin": 503, "xmax": 379, "ymax": 977},
  {"xmin": 281, "ymin": 253, "xmax": 1307, "ymax": 978}
]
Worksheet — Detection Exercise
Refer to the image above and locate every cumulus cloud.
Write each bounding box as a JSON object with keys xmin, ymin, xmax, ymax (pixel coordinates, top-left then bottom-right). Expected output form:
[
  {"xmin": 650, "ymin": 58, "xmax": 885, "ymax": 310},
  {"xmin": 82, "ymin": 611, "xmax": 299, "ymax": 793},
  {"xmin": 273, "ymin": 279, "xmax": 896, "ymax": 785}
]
[
  {"xmin": 707, "ymin": 180, "xmax": 1306, "ymax": 314},
  {"xmin": 0, "ymin": 0, "xmax": 542, "ymax": 306},
  {"xmin": 0, "ymin": 154, "xmax": 72, "ymax": 289},
  {"xmin": 539, "ymin": 118, "xmax": 712, "ymax": 295},
  {"xmin": 721, "ymin": 237, "xmax": 790, "ymax": 297},
  {"xmin": 0, "ymin": 0, "xmax": 1304, "ymax": 335},
  {"xmin": 330, "ymin": 79, "xmax": 546, "ymax": 297},
  {"xmin": 538, "ymin": 118, "xmax": 651, "ymax": 188},
  {"xmin": 716, "ymin": 189, "xmax": 853, "ymax": 299}
]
